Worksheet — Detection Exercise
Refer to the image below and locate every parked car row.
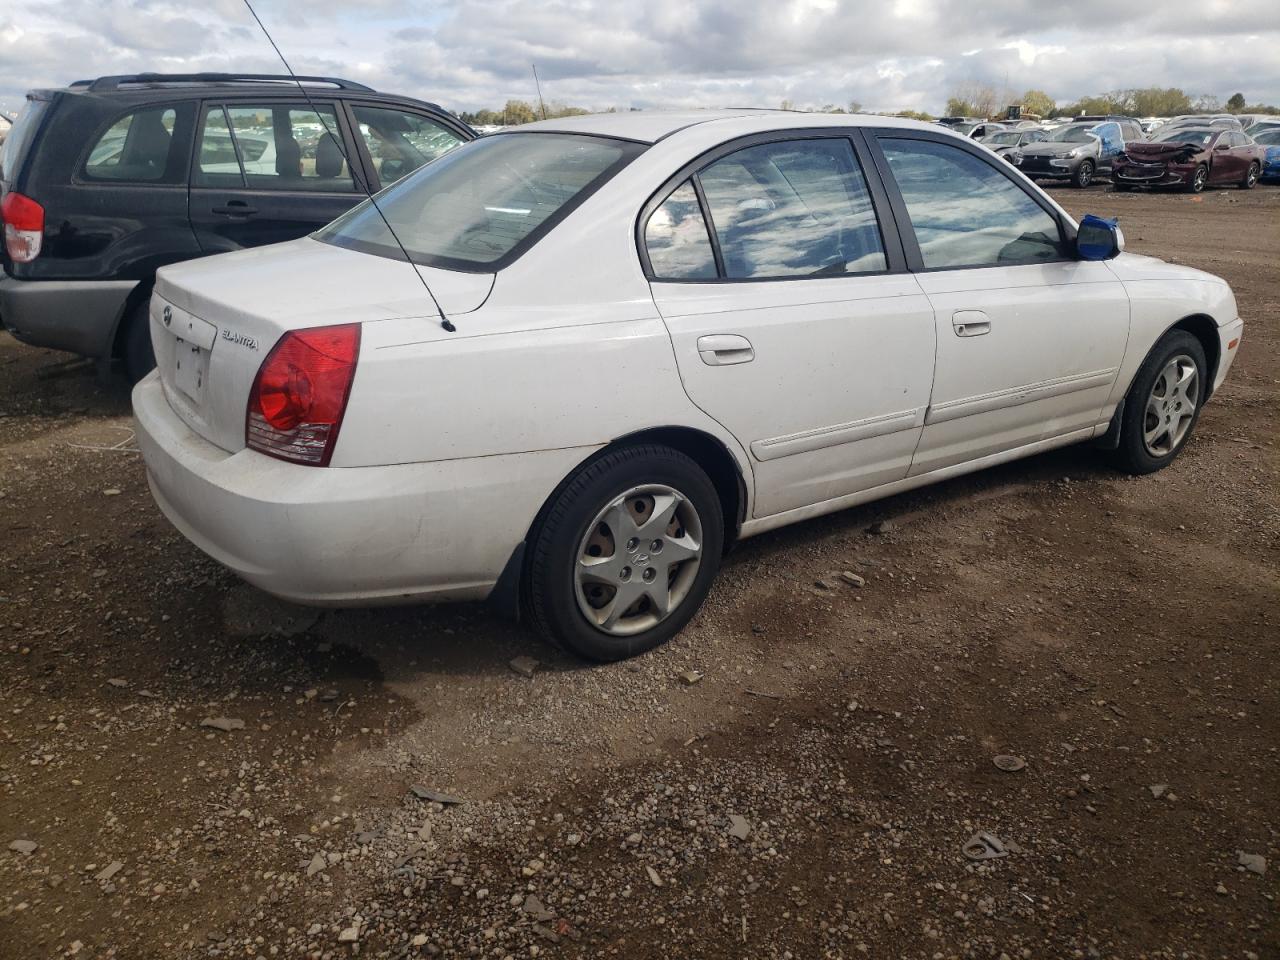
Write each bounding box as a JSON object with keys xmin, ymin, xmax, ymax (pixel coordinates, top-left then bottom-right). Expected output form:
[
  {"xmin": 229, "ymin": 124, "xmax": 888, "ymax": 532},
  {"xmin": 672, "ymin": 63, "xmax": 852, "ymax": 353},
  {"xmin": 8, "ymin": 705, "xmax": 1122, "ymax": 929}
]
[{"xmin": 945, "ymin": 113, "xmax": 1272, "ymax": 192}]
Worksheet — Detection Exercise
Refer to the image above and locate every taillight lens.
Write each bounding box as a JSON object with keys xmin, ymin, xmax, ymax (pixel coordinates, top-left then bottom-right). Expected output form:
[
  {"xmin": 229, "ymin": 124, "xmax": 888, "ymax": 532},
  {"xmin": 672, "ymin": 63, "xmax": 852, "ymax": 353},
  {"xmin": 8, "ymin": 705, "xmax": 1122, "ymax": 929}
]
[
  {"xmin": 1, "ymin": 192, "xmax": 44, "ymax": 263},
  {"xmin": 246, "ymin": 324, "xmax": 360, "ymax": 466}
]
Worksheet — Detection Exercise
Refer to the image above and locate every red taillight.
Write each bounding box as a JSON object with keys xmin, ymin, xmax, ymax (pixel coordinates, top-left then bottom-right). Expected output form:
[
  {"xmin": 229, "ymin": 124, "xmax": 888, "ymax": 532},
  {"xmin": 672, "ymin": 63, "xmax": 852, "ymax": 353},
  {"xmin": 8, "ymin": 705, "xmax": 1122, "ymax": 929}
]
[
  {"xmin": 1, "ymin": 192, "xmax": 44, "ymax": 263},
  {"xmin": 246, "ymin": 324, "xmax": 360, "ymax": 467}
]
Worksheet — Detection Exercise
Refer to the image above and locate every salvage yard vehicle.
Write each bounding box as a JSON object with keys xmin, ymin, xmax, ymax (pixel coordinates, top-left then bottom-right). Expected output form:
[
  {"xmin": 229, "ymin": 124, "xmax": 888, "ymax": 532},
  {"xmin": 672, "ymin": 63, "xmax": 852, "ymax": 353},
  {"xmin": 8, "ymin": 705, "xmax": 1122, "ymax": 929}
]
[
  {"xmin": 1252, "ymin": 128, "xmax": 1280, "ymax": 182},
  {"xmin": 1017, "ymin": 119, "xmax": 1142, "ymax": 187},
  {"xmin": 0, "ymin": 73, "xmax": 472, "ymax": 381},
  {"xmin": 981, "ymin": 127, "xmax": 1048, "ymax": 163},
  {"xmin": 1112, "ymin": 126, "xmax": 1264, "ymax": 192},
  {"xmin": 132, "ymin": 111, "xmax": 1244, "ymax": 661}
]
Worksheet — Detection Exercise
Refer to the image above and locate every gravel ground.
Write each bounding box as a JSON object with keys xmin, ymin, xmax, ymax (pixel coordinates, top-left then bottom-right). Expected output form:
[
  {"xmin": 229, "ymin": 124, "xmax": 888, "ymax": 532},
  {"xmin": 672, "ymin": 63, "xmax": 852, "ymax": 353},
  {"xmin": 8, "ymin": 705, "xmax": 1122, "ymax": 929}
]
[{"xmin": 1, "ymin": 185, "xmax": 1277, "ymax": 960}]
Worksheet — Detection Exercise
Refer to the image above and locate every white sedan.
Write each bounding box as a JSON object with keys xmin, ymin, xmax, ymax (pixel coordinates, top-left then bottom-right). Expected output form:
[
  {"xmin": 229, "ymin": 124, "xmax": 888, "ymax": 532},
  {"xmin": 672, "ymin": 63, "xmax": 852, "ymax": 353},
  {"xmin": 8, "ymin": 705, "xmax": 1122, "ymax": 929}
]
[{"xmin": 133, "ymin": 110, "xmax": 1243, "ymax": 661}]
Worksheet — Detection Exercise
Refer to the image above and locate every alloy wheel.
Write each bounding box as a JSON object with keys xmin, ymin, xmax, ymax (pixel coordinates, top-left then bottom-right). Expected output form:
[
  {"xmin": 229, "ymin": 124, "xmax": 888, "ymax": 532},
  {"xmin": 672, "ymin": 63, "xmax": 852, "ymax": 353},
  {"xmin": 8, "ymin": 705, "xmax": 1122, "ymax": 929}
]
[
  {"xmin": 1246, "ymin": 163, "xmax": 1259, "ymax": 187},
  {"xmin": 1143, "ymin": 354, "xmax": 1199, "ymax": 457},
  {"xmin": 1193, "ymin": 167, "xmax": 1207, "ymax": 192},
  {"xmin": 574, "ymin": 484, "xmax": 704, "ymax": 636}
]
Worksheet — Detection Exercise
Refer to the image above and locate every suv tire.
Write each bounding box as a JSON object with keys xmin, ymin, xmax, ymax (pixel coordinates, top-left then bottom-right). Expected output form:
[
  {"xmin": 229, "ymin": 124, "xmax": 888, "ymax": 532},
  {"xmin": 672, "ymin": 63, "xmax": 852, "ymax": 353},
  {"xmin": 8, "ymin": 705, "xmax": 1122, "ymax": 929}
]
[{"xmin": 123, "ymin": 300, "xmax": 156, "ymax": 384}]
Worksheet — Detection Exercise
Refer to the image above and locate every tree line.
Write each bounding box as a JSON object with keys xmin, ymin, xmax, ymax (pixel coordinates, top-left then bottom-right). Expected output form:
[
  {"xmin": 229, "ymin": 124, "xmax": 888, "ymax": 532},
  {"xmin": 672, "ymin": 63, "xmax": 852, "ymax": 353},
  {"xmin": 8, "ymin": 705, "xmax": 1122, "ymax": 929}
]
[
  {"xmin": 944, "ymin": 84, "xmax": 1279, "ymax": 120},
  {"xmin": 455, "ymin": 87, "xmax": 1279, "ymax": 128}
]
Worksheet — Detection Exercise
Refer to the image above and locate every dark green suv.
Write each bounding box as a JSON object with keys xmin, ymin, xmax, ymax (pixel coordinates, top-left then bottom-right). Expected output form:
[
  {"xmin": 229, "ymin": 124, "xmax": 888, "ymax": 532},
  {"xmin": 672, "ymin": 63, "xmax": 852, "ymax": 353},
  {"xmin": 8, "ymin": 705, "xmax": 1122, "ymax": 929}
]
[{"xmin": 0, "ymin": 73, "xmax": 473, "ymax": 380}]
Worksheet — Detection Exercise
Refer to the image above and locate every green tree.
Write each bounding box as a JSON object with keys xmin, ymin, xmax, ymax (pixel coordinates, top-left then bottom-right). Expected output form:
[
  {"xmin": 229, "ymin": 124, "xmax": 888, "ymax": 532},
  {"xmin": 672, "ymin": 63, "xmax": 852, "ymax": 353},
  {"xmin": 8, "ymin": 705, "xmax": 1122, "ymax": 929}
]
[
  {"xmin": 1226, "ymin": 92, "xmax": 1246, "ymax": 113},
  {"xmin": 1019, "ymin": 89, "xmax": 1055, "ymax": 119}
]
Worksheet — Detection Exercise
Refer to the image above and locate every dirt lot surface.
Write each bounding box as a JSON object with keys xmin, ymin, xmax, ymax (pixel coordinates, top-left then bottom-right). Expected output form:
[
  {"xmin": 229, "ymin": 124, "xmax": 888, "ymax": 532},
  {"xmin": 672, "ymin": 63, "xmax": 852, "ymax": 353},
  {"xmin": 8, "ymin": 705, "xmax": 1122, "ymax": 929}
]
[{"xmin": 1, "ymin": 185, "xmax": 1277, "ymax": 960}]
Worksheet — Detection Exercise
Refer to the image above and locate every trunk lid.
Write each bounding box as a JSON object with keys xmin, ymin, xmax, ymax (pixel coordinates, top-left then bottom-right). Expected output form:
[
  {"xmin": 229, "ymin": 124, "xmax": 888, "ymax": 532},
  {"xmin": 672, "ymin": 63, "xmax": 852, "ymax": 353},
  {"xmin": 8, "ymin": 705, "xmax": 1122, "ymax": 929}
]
[{"xmin": 152, "ymin": 237, "xmax": 492, "ymax": 454}]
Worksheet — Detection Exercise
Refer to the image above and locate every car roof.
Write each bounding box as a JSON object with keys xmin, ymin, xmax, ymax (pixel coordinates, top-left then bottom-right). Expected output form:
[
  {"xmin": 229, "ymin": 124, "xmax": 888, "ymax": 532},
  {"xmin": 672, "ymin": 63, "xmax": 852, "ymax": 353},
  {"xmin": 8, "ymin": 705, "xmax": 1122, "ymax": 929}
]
[{"xmin": 503, "ymin": 109, "xmax": 933, "ymax": 145}]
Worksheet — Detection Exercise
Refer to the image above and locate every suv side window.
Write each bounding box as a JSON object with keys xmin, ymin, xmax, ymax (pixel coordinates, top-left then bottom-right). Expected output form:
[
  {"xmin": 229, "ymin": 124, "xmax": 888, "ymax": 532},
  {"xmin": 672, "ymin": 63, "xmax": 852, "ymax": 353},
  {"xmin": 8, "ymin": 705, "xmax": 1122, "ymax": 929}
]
[
  {"xmin": 197, "ymin": 104, "xmax": 356, "ymax": 191},
  {"xmin": 880, "ymin": 138, "xmax": 1065, "ymax": 270},
  {"xmin": 696, "ymin": 138, "xmax": 887, "ymax": 279},
  {"xmin": 351, "ymin": 105, "xmax": 464, "ymax": 187},
  {"xmin": 644, "ymin": 180, "xmax": 718, "ymax": 280},
  {"xmin": 83, "ymin": 104, "xmax": 190, "ymax": 183}
]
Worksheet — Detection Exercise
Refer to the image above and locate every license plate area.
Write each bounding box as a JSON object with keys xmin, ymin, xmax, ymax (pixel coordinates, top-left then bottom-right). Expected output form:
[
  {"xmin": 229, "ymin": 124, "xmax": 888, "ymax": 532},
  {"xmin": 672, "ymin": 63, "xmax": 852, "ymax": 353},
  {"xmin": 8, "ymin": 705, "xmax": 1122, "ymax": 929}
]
[
  {"xmin": 162, "ymin": 305, "xmax": 218, "ymax": 405},
  {"xmin": 173, "ymin": 339, "xmax": 208, "ymax": 403}
]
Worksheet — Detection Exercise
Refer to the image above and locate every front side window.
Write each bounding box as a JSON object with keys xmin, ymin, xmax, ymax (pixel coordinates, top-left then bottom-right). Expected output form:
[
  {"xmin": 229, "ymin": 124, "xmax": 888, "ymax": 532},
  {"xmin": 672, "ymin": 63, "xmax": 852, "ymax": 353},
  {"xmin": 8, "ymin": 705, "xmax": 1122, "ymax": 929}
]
[
  {"xmin": 83, "ymin": 106, "xmax": 180, "ymax": 182},
  {"xmin": 352, "ymin": 105, "xmax": 464, "ymax": 187},
  {"xmin": 696, "ymin": 138, "xmax": 887, "ymax": 279},
  {"xmin": 318, "ymin": 133, "xmax": 642, "ymax": 269},
  {"xmin": 880, "ymin": 138, "xmax": 1065, "ymax": 269},
  {"xmin": 197, "ymin": 104, "xmax": 355, "ymax": 191},
  {"xmin": 644, "ymin": 180, "xmax": 717, "ymax": 279}
]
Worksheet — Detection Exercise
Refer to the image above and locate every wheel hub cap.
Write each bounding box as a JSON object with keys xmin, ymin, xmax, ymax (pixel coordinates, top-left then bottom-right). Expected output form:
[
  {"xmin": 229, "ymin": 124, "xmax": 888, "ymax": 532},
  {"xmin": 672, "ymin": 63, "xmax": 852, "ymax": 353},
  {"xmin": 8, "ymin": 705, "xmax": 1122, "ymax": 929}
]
[
  {"xmin": 574, "ymin": 484, "xmax": 703, "ymax": 636},
  {"xmin": 1143, "ymin": 354, "xmax": 1199, "ymax": 457}
]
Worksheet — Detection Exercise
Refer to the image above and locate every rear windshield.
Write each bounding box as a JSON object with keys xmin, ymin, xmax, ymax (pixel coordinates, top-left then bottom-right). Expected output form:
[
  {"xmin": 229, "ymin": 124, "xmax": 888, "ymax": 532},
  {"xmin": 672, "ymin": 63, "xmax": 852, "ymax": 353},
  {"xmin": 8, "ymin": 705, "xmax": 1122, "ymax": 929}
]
[
  {"xmin": 0, "ymin": 98, "xmax": 50, "ymax": 184},
  {"xmin": 318, "ymin": 132, "xmax": 645, "ymax": 271}
]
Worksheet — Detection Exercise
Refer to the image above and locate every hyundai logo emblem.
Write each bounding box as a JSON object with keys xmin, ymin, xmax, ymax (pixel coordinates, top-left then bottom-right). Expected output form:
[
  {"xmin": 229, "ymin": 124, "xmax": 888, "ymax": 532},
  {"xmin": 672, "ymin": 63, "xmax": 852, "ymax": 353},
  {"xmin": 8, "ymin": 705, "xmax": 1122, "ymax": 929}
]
[{"xmin": 162, "ymin": 305, "xmax": 172, "ymax": 327}]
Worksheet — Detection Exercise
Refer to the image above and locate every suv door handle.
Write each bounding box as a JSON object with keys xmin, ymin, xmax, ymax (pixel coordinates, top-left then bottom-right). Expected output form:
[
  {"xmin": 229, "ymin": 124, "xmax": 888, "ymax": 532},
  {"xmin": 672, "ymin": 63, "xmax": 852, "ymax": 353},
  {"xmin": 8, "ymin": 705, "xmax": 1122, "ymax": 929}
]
[
  {"xmin": 211, "ymin": 201, "xmax": 258, "ymax": 217},
  {"xmin": 697, "ymin": 334, "xmax": 754, "ymax": 365},
  {"xmin": 952, "ymin": 310, "xmax": 991, "ymax": 337}
]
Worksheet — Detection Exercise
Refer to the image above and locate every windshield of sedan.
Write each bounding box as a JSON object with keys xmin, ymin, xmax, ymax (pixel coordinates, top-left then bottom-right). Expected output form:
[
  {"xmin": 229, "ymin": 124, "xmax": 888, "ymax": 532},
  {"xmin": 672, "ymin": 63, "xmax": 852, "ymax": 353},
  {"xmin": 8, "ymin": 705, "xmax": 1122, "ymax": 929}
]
[
  {"xmin": 1254, "ymin": 129, "xmax": 1280, "ymax": 145},
  {"xmin": 986, "ymin": 132, "xmax": 1024, "ymax": 145},
  {"xmin": 1046, "ymin": 124, "xmax": 1095, "ymax": 143},
  {"xmin": 317, "ymin": 133, "xmax": 644, "ymax": 270},
  {"xmin": 1152, "ymin": 128, "xmax": 1214, "ymax": 145}
]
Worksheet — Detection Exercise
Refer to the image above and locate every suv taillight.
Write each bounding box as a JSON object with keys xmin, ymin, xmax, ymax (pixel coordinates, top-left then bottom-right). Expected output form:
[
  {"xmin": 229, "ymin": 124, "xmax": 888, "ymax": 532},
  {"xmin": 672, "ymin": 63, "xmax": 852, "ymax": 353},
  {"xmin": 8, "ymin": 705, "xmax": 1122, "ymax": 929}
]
[
  {"xmin": 1, "ymin": 192, "xmax": 44, "ymax": 263},
  {"xmin": 246, "ymin": 324, "xmax": 360, "ymax": 467}
]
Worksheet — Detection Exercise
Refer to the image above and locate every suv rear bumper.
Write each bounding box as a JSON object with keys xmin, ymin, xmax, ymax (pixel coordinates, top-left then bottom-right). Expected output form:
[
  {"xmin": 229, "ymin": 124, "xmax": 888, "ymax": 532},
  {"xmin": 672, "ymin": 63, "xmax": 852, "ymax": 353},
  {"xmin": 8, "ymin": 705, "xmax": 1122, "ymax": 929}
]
[{"xmin": 0, "ymin": 275, "xmax": 138, "ymax": 358}]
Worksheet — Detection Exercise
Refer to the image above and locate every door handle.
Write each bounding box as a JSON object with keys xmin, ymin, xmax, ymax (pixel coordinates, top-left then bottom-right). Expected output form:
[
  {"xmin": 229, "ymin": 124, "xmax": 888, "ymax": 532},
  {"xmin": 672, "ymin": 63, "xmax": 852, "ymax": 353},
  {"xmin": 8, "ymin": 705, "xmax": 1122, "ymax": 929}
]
[
  {"xmin": 697, "ymin": 334, "xmax": 754, "ymax": 366},
  {"xmin": 952, "ymin": 310, "xmax": 991, "ymax": 338},
  {"xmin": 212, "ymin": 201, "xmax": 258, "ymax": 217}
]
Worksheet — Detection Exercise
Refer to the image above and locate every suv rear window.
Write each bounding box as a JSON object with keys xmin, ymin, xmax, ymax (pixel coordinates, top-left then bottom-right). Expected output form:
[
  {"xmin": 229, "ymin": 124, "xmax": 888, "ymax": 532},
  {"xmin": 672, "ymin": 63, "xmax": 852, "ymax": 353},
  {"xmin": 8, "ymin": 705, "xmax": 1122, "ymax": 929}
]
[
  {"xmin": 1, "ymin": 99, "xmax": 49, "ymax": 183},
  {"xmin": 318, "ymin": 133, "xmax": 643, "ymax": 270},
  {"xmin": 83, "ymin": 106, "xmax": 185, "ymax": 182}
]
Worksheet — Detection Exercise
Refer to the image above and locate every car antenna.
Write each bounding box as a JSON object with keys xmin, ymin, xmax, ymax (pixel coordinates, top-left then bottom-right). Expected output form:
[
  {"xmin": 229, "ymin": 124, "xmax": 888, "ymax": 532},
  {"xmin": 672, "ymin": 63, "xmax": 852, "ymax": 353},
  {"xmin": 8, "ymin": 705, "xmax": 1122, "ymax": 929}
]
[
  {"xmin": 239, "ymin": 0, "xmax": 456, "ymax": 333},
  {"xmin": 531, "ymin": 63, "xmax": 548, "ymax": 120}
]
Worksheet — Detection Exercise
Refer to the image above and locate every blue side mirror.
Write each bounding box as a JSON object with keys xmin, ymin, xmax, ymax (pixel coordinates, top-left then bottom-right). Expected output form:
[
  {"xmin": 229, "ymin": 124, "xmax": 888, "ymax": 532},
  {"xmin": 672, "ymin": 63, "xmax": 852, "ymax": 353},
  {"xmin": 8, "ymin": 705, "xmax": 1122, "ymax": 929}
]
[{"xmin": 1076, "ymin": 214, "xmax": 1123, "ymax": 261}]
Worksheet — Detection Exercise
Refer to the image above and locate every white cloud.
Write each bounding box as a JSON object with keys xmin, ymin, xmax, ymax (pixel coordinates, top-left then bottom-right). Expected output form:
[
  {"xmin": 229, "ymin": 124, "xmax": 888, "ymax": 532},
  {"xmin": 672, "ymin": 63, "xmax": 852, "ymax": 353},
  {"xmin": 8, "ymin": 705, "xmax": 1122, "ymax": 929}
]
[{"xmin": 0, "ymin": 0, "xmax": 1277, "ymax": 117}]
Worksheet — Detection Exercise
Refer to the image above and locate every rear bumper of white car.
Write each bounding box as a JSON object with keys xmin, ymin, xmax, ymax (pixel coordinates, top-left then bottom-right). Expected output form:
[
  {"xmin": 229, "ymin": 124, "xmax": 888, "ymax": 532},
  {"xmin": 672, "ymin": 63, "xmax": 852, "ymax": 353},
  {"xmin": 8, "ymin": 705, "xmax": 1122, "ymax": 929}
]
[{"xmin": 132, "ymin": 372, "xmax": 593, "ymax": 606}]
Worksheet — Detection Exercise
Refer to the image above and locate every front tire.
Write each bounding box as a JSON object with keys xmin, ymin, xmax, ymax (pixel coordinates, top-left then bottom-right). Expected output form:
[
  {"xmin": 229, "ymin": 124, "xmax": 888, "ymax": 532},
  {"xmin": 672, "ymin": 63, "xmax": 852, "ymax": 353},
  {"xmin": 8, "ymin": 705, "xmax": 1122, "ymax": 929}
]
[
  {"xmin": 526, "ymin": 444, "xmax": 725, "ymax": 662},
  {"xmin": 1240, "ymin": 162, "xmax": 1260, "ymax": 189},
  {"xmin": 1108, "ymin": 330, "xmax": 1207, "ymax": 475},
  {"xmin": 1187, "ymin": 164, "xmax": 1208, "ymax": 193},
  {"xmin": 1071, "ymin": 160, "xmax": 1094, "ymax": 188}
]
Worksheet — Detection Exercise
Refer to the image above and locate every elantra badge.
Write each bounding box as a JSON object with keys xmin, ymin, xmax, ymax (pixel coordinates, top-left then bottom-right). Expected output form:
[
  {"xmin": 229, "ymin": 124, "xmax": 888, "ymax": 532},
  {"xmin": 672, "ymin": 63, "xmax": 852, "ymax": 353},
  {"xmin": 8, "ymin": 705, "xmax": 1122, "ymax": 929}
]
[
  {"xmin": 221, "ymin": 328, "xmax": 259, "ymax": 351},
  {"xmin": 162, "ymin": 305, "xmax": 172, "ymax": 327}
]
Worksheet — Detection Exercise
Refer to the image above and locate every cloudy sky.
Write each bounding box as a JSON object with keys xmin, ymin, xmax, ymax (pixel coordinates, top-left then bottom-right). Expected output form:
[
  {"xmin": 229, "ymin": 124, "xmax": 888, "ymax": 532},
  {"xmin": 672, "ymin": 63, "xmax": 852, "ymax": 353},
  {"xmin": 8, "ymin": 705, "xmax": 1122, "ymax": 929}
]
[{"xmin": 1, "ymin": 0, "xmax": 1278, "ymax": 118}]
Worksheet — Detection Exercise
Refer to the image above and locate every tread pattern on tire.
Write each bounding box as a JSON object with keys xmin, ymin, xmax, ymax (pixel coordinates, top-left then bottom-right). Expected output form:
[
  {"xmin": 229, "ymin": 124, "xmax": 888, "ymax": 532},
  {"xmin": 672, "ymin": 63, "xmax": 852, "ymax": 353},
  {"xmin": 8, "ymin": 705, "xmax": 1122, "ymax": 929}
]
[{"xmin": 1109, "ymin": 329, "xmax": 1207, "ymax": 476}]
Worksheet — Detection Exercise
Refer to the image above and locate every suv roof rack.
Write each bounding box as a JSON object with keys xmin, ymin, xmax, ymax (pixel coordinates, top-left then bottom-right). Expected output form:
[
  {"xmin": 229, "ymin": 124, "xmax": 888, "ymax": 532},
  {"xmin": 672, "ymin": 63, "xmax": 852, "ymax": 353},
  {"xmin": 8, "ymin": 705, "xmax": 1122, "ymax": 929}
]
[{"xmin": 86, "ymin": 73, "xmax": 375, "ymax": 93}]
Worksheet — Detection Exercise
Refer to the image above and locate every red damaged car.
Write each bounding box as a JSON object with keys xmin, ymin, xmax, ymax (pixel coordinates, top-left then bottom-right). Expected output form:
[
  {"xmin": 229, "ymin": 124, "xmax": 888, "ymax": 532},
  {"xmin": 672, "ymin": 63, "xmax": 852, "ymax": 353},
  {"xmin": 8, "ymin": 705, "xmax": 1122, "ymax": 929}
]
[{"xmin": 1113, "ymin": 126, "xmax": 1264, "ymax": 193}]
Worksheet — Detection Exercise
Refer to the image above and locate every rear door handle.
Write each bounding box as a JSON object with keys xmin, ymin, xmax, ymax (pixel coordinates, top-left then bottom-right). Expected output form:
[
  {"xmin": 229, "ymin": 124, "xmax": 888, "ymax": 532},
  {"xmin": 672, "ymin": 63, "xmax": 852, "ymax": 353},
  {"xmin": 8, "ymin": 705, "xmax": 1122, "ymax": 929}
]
[
  {"xmin": 212, "ymin": 201, "xmax": 258, "ymax": 217},
  {"xmin": 697, "ymin": 334, "xmax": 754, "ymax": 365},
  {"xmin": 952, "ymin": 310, "xmax": 991, "ymax": 338}
]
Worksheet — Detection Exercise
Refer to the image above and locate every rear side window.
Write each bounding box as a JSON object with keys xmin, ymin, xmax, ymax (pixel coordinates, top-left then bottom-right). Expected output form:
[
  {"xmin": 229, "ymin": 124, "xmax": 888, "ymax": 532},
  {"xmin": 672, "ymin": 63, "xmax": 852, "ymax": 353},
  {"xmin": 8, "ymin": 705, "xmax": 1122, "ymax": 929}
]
[
  {"xmin": 351, "ymin": 105, "xmax": 464, "ymax": 187},
  {"xmin": 1, "ymin": 98, "xmax": 50, "ymax": 183},
  {"xmin": 880, "ymin": 138, "xmax": 1065, "ymax": 269},
  {"xmin": 83, "ymin": 106, "xmax": 182, "ymax": 182},
  {"xmin": 697, "ymin": 138, "xmax": 887, "ymax": 279},
  {"xmin": 196, "ymin": 104, "xmax": 356, "ymax": 191},
  {"xmin": 644, "ymin": 180, "xmax": 717, "ymax": 280}
]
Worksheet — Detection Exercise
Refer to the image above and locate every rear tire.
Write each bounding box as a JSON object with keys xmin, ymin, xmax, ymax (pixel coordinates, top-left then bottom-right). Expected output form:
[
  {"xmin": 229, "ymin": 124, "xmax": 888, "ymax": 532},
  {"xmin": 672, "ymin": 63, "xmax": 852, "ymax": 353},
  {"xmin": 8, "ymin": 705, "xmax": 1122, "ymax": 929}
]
[
  {"xmin": 526, "ymin": 444, "xmax": 724, "ymax": 662},
  {"xmin": 1108, "ymin": 330, "xmax": 1207, "ymax": 475},
  {"xmin": 122, "ymin": 300, "xmax": 156, "ymax": 384},
  {"xmin": 1240, "ymin": 162, "xmax": 1260, "ymax": 189},
  {"xmin": 1071, "ymin": 160, "xmax": 1094, "ymax": 188}
]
